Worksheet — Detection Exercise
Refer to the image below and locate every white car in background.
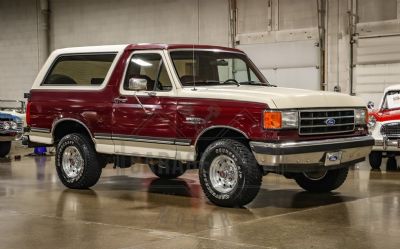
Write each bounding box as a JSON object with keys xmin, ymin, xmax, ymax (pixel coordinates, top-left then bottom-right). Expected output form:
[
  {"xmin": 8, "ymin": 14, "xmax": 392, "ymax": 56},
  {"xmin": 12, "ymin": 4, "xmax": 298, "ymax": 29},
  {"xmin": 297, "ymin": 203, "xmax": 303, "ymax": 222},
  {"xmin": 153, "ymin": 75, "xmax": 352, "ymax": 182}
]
[{"xmin": 368, "ymin": 85, "xmax": 400, "ymax": 171}]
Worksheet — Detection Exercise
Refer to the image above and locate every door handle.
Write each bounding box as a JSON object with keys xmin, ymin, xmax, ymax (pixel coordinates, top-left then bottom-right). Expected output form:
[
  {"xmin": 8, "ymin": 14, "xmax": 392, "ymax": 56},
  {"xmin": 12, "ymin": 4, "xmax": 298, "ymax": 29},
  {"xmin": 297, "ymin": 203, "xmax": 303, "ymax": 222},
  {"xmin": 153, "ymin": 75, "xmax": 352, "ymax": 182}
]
[
  {"xmin": 148, "ymin": 91, "xmax": 157, "ymax": 97},
  {"xmin": 114, "ymin": 97, "xmax": 128, "ymax": 103}
]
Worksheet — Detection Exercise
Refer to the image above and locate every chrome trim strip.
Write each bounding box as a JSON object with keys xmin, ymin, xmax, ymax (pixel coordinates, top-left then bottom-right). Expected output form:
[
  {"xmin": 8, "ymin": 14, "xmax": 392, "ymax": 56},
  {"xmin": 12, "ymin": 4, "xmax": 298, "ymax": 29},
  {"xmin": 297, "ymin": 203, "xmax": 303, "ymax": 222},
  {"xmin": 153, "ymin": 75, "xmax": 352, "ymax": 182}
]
[
  {"xmin": 94, "ymin": 133, "xmax": 191, "ymax": 146},
  {"xmin": 30, "ymin": 127, "xmax": 51, "ymax": 133},
  {"xmin": 300, "ymin": 123, "xmax": 355, "ymax": 128},
  {"xmin": 250, "ymin": 135, "xmax": 373, "ymax": 150}
]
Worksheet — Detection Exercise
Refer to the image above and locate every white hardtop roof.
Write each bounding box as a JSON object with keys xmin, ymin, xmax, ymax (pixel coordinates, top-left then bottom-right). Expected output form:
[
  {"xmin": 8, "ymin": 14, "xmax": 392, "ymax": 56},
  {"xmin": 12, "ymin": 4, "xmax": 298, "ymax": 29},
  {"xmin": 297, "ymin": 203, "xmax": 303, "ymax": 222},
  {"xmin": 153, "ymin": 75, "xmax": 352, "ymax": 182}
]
[
  {"xmin": 52, "ymin": 44, "xmax": 128, "ymax": 55},
  {"xmin": 385, "ymin": 84, "xmax": 400, "ymax": 93}
]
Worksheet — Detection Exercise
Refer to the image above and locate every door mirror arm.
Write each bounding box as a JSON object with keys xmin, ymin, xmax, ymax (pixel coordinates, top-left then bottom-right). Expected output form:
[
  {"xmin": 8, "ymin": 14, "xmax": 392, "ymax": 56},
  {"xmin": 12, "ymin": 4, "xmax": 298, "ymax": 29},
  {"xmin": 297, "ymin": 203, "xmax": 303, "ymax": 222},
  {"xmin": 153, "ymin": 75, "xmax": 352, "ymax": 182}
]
[{"xmin": 133, "ymin": 91, "xmax": 152, "ymax": 115}]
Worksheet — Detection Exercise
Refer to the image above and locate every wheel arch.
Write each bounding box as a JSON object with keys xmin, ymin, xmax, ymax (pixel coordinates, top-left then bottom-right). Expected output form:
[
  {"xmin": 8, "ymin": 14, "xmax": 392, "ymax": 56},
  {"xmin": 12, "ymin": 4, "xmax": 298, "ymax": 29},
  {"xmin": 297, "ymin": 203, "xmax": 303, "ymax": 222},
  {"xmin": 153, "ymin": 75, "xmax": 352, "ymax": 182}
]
[
  {"xmin": 194, "ymin": 126, "xmax": 249, "ymax": 160},
  {"xmin": 52, "ymin": 118, "xmax": 94, "ymax": 144}
]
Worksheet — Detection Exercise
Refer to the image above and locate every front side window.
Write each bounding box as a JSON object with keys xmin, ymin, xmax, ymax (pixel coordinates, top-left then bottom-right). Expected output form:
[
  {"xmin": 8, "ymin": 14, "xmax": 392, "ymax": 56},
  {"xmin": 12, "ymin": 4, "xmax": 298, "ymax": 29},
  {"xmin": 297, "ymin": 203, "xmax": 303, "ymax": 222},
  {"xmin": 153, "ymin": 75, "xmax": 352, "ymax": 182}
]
[
  {"xmin": 170, "ymin": 51, "xmax": 267, "ymax": 87},
  {"xmin": 42, "ymin": 53, "xmax": 116, "ymax": 86},
  {"xmin": 124, "ymin": 53, "xmax": 172, "ymax": 91}
]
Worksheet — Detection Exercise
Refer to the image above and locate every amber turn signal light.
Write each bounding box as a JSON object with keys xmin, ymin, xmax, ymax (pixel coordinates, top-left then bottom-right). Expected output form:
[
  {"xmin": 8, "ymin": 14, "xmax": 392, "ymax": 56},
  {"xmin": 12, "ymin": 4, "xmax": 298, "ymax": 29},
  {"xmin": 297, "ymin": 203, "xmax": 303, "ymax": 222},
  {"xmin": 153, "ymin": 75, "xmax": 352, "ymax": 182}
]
[{"xmin": 263, "ymin": 111, "xmax": 282, "ymax": 129}]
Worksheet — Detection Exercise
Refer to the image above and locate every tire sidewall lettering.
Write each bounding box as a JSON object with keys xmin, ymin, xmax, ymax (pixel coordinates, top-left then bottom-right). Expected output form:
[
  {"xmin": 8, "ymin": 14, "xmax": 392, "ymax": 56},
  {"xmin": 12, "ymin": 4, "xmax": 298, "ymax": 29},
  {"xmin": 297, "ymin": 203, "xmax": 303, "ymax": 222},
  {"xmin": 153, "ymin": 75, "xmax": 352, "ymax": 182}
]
[
  {"xmin": 202, "ymin": 144, "xmax": 245, "ymax": 201},
  {"xmin": 56, "ymin": 136, "xmax": 86, "ymax": 183}
]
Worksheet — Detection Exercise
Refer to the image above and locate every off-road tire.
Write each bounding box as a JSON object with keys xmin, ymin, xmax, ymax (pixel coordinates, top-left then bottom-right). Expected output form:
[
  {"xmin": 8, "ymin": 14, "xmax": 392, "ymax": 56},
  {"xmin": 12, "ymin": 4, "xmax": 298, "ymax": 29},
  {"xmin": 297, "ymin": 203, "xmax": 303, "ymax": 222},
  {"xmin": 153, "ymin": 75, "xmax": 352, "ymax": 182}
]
[
  {"xmin": 56, "ymin": 133, "xmax": 102, "ymax": 189},
  {"xmin": 0, "ymin": 141, "xmax": 11, "ymax": 158},
  {"xmin": 386, "ymin": 157, "xmax": 398, "ymax": 171},
  {"xmin": 369, "ymin": 152, "xmax": 382, "ymax": 170},
  {"xmin": 149, "ymin": 160, "xmax": 186, "ymax": 179},
  {"xmin": 294, "ymin": 167, "xmax": 349, "ymax": 193},
  {"xmin": 199, "ymin": 139, "xmax": 262, "ymax": 207}
]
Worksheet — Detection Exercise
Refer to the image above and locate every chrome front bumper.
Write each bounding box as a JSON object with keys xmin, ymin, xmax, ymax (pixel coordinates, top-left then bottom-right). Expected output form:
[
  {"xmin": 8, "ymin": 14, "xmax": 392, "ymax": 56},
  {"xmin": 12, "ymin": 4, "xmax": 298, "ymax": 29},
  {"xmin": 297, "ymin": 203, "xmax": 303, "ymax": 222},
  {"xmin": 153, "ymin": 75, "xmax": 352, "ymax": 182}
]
[
  {"xmin": 372, "ymin": 137, "xmax": 400, "ymax": 152},
  {"xmin": 250, "ymin": 136, "xmax": 374, "ymax": 172}
]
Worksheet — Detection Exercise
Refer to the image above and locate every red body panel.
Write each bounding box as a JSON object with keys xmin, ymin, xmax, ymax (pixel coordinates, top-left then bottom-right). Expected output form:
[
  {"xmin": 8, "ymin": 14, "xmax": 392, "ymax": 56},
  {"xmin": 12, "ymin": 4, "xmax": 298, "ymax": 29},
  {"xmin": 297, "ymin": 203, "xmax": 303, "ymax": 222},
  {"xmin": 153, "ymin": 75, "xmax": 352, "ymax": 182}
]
[{"xmin": 369, "ymin": 109, "xmax": 400, "ymax": 122}]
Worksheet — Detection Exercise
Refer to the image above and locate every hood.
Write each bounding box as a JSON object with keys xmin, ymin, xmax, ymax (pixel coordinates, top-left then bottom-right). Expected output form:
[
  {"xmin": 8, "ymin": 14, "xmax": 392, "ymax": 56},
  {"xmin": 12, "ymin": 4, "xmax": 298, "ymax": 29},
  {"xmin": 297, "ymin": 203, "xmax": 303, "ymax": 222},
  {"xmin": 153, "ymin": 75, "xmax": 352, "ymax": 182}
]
[
  {"xmin": 370, "ymin": 108, "xmax": 400, "ymax": 122},
  {"xmin": 0, "ymin": 112, "xmax": 22, "ymax": 122},
  {"xmin": 180, "ymin": 85, "xmax": 365, "ymax": 109}
]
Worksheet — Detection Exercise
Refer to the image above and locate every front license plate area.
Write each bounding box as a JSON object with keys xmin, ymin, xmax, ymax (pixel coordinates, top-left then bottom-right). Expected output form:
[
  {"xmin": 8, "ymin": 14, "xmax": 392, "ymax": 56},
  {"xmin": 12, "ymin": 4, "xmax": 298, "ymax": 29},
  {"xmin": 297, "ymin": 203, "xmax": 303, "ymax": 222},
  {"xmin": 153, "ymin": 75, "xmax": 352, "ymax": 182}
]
[{"xmin": 324, "ymin": 151, "xmax": 342, "ymax": 166}]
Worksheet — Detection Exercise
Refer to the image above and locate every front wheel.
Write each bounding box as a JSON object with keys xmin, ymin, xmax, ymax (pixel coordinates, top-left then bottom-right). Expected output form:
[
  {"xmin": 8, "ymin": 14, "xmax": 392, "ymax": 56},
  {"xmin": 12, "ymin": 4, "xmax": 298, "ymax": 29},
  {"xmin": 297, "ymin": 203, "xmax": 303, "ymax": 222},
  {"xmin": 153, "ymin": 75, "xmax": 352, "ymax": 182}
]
[
  {"xmin": 369, "ymin": 152, "xmax": 382, "ymax": 169},
  {"xmin": 0, "ymin": 141, "xmax": 11, "ymax": 157},
  {"xmin": 294, "ymin": 167, "xmax": 349, "ymax": 193},
  {"xmin": 199, "ymin": 139, "xmax": 262, "ymax": 207},
  {"xmin": 56, "ymin": 133, "xmax": 102, "ymax": 189}
]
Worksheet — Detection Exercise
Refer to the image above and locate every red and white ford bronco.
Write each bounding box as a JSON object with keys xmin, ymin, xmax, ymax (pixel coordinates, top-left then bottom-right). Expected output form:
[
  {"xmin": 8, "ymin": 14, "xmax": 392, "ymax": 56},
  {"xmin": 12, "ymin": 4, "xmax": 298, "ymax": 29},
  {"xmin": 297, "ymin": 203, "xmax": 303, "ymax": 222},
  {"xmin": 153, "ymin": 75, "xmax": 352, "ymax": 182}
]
[{"xmin": 25, "ymin": 44, "xmax": 374, "ymax": 207}]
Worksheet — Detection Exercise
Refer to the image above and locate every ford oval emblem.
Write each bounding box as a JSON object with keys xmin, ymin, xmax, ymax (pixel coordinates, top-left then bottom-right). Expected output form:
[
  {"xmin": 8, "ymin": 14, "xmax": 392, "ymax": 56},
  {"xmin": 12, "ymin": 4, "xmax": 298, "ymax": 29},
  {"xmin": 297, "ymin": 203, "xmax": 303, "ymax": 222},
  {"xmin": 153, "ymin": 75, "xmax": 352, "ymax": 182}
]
[
  {"xmin": 328, "ymin": 155, "xmax": 338, "ymax": 161},
  {"xmin": 325, "ymin": 118, "xmax": 336, "ymax": 126}
]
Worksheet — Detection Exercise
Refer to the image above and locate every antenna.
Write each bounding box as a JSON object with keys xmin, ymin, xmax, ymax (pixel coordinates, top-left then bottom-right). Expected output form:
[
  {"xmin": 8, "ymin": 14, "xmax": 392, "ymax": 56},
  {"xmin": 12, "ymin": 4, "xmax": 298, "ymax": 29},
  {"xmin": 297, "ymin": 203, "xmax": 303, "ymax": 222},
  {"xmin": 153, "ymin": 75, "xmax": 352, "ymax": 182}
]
[
  {"xmin": 192, "ymin": 0, "xmax": 200, "ymax": 91},
  {"xmin": 192, "ymin": 44, "xmax": 196, "ymax": 91}
]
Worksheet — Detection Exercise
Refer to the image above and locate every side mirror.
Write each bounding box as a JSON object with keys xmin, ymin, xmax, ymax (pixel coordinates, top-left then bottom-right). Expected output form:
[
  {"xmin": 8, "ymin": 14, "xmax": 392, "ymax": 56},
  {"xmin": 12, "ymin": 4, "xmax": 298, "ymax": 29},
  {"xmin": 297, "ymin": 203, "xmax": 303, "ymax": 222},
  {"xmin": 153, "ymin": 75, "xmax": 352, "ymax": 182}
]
[
  {"xmin": 128, "ymin": 78, "xmax": 147, "ymax": 91},
  {"xmin": 367, "ymin": 101, "xmax": 375, "ymax": 110}
]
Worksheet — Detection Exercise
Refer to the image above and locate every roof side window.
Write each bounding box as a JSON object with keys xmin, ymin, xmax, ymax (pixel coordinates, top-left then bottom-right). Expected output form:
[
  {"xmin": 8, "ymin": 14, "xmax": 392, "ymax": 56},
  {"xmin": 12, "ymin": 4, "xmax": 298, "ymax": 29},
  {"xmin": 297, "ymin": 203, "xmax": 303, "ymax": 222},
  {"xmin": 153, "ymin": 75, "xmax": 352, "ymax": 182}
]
[{"xmin": 42, "ymin": 53, "xmax": 116, "ymax": 86}]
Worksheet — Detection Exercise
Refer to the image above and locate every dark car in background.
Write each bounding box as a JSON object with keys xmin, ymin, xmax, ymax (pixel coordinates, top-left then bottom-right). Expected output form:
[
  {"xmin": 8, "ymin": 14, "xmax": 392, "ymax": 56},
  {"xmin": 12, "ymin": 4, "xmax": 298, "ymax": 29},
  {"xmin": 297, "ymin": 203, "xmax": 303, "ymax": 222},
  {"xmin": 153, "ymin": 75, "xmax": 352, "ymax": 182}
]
[{"xmin": 0, "ymin": 100, "xmax": 25, "ymax": 157}]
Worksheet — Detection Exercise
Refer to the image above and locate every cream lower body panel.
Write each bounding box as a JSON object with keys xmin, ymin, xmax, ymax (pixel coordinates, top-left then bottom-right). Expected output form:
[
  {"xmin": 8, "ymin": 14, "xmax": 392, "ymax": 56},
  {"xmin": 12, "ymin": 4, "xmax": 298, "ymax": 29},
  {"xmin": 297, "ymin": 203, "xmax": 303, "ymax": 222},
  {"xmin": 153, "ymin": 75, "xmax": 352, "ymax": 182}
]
[
  {"xmin": 96, "ymin": 139, "xmax": 196, "ymax": 161},
  {"xmin": 29, "ymin": 131, "xmax": 53, "ymax": 145}
]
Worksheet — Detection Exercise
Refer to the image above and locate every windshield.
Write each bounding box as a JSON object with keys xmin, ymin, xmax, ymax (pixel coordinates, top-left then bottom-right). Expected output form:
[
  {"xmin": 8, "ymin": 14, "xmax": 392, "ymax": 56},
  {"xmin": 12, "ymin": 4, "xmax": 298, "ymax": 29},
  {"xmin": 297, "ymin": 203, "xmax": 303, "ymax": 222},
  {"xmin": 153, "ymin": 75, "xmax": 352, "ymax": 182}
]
[
  {"xmin": 170, "ymin": 50, "xmax": 268, "ymax": 87},
  {"xmin": 382, "ymin": 91, "xmax": 400, "ymax": 111}
]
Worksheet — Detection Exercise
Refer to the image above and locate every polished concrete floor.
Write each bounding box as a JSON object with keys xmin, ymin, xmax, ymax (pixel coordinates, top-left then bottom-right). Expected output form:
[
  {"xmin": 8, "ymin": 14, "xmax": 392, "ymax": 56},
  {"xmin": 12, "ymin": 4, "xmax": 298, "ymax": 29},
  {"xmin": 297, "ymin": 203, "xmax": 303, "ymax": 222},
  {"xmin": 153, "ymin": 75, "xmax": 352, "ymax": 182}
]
[{"xmin": 1, "ymin": 146, "xmax": 400, "ymax": 249}]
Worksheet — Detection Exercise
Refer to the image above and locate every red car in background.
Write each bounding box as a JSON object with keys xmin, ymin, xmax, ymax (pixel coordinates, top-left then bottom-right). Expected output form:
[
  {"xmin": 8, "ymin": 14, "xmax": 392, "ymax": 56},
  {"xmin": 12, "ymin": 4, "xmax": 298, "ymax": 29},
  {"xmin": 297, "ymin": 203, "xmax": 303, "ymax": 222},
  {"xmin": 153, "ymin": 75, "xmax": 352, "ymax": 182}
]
[{"xmin": 368, "ymin": 85, "xmax": 400, "ymax": 171}]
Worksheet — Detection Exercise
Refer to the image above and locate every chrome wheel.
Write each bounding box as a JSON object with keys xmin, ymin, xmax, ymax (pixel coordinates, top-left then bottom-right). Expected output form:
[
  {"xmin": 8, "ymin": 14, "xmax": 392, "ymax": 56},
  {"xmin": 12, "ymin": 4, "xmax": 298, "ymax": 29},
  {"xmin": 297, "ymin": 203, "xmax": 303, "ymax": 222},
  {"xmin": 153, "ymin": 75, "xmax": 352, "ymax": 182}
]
[
  {"xmin": 62, "ymin": 146, "xmax": 84, "ymax": 180},
  {"xmin": 303, "ymin": 170, "xmax": 327, "ymax": 181},
  {"xmin": 209, "ymin": 155, "xmax": 239, "ymax": 193}
]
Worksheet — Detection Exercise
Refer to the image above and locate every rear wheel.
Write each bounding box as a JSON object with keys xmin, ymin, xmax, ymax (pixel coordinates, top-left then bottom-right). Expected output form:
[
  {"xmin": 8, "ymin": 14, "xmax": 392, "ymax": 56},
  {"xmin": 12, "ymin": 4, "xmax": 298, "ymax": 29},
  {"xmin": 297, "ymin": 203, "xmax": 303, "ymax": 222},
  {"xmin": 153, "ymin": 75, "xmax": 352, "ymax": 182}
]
[
  {"xmin": 149, "ymin": 160, "xmax": 186, "ymax": 179},
  {"xmin": 386, "ymin": 157, "xmax": 398, "ymax": 171},
  {"xmin": 56, "ymin": 133, "xmax": 102, "ymax": 189},
  {"xmin": 0, "ymin": 141, "xmax": 11, "ymax": 158},
  {"xmin": 199, "ymin": 139, "xmax": 262, "ymax": 207},
  {"xmin": 369, "ymin": 152, "xmax": 382, "ymax": 170},
  {"xmin": 294, "ymin": 167, "xmax": 349, "ymax": 193}
]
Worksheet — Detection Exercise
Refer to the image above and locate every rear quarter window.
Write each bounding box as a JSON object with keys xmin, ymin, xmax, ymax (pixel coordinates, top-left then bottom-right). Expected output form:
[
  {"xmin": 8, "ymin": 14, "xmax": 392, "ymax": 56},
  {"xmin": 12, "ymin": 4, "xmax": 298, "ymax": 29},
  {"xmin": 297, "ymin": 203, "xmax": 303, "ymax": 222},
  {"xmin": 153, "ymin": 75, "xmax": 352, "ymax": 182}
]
[{"xmin": 42, "ymin": 53, "xmax": 116, "ymax": 86}]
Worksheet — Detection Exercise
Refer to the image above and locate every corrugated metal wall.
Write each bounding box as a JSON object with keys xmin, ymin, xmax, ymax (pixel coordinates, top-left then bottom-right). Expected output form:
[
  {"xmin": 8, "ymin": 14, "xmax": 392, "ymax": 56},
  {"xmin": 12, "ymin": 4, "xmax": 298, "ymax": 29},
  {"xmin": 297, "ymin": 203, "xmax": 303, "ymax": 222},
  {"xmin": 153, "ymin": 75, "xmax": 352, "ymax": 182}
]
[
  {"xmin": 235, "ymin": 0, "xmax": 321, "ymax": 90},
  {"xmin": 353, "ymin": 0, "xmax": 400, "ymax": 104}
]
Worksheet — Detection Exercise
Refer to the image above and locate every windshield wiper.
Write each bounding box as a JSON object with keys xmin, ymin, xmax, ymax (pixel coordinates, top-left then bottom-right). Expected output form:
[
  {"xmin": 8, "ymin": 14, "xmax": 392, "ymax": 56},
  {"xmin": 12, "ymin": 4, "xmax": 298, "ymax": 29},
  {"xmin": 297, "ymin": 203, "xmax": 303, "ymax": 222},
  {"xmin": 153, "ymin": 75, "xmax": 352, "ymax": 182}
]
[
  {"xmin": 239, "ymin": 81, "xmax": 276, "ymax": 87},
  {"xmin": 183, "ymin": 80, "xmax": 239, "ymax": 86}
]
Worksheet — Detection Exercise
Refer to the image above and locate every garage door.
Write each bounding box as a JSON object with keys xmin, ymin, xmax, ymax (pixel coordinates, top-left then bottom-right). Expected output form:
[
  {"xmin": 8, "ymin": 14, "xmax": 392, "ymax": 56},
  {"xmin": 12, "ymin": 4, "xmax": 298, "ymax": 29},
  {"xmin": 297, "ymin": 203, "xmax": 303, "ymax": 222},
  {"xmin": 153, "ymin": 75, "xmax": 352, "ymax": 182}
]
[
  {"xmin": 238, "ymin": 40, "xmax": 321, "ymax": 90},
  {"xmin": 354, "ymin": 35, "xmax": 400, "ymax": 104}
]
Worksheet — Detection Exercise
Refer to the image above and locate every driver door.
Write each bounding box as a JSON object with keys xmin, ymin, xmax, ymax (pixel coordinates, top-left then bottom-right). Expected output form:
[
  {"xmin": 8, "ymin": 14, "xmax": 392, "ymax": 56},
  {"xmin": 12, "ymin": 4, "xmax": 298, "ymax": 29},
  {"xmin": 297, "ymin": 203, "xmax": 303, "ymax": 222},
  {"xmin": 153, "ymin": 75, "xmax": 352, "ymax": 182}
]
[{"xmin": 112, "ymin": 50, "xmax": 177, "ymax": 159}]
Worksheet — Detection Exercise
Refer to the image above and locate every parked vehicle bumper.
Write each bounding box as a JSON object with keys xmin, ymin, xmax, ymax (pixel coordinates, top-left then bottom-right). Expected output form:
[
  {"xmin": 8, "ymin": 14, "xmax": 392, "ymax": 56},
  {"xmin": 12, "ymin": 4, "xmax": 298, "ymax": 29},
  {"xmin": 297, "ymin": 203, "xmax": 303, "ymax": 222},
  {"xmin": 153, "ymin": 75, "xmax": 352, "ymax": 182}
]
[
  {"xmin": 249, "ymin": 136, "xmax": 374, "ymax": 173},
  {"xmin": 372, "ymin": 136, "xmax": 400, "ymax": 152}
]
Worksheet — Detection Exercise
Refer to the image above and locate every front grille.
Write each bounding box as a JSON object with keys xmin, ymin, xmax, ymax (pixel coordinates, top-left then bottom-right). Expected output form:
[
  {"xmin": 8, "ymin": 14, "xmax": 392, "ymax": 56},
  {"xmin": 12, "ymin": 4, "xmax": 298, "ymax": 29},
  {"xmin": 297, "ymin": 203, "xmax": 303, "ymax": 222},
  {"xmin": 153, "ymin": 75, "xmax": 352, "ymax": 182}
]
[
  {"xmin": 299, "ymin": 109, "xmax": 355, "ymax": 135},
  {"xmin": 381, "ymin": 122, "xmax": 400, "ymax": 137}
]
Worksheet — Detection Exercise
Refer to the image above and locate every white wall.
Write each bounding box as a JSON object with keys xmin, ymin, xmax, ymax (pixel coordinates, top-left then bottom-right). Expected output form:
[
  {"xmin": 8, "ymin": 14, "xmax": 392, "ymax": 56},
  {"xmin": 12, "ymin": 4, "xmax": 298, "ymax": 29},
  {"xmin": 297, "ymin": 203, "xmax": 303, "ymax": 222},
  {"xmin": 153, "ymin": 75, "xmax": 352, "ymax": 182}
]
[{"xmin": 0, "ymin": 0, "xmax": 39, "ymax": 100}]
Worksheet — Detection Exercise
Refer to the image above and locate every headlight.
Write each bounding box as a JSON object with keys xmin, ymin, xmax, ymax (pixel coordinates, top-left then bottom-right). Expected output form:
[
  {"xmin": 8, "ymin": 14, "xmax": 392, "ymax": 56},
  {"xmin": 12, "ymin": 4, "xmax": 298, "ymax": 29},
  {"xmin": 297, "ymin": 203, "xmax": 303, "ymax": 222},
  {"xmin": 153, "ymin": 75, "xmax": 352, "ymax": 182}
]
[
  {"xmin": 2, "ymin": 122, "xmax": 10, "ymax": 130},
  {"xmin": 10, "ymin": 121, "xmax": 18, "ymax": 130},
  {"xmin": 355, "ymin": 108, "xmax": 368, "ymax": 125},
  {"xmin": 368, "ymin": 115, "xmax": 376, "ymax": 129},
  {"xmin": 263, "ymin": 111, "xmax": 298, "ymax": 129}
]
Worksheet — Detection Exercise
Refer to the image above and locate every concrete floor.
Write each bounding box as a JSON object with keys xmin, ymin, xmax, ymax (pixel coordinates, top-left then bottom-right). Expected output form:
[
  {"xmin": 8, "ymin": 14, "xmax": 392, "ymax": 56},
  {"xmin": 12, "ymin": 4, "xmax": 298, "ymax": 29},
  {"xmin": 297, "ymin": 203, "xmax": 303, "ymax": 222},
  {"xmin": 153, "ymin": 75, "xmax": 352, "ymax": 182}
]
[{"xmin": 1, "ymin": 147, "xmax": 400, "ymax": 249}]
